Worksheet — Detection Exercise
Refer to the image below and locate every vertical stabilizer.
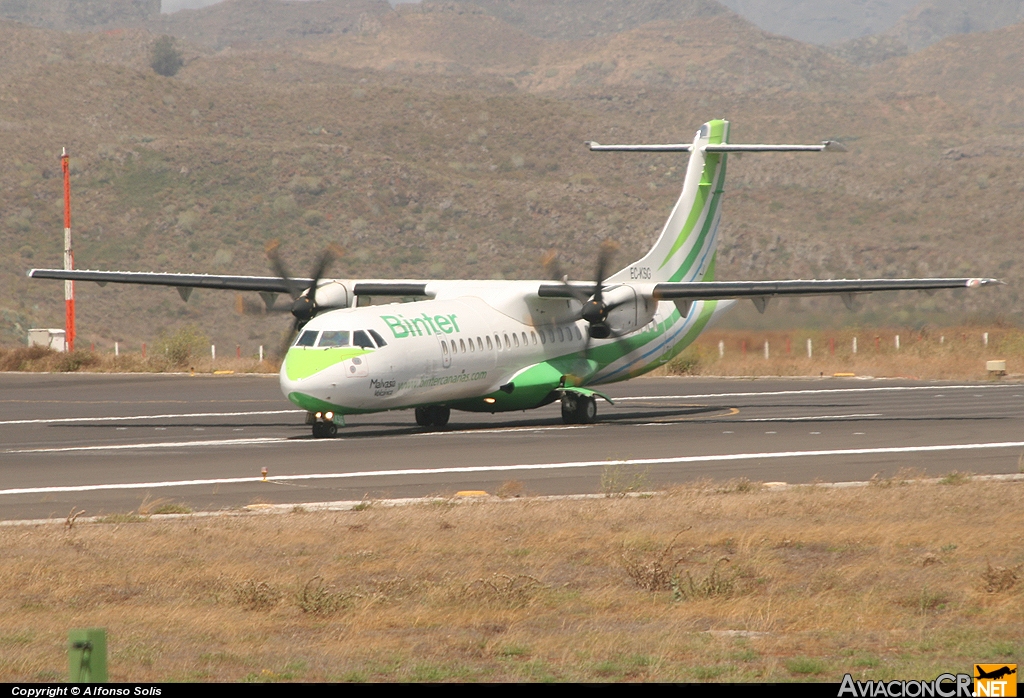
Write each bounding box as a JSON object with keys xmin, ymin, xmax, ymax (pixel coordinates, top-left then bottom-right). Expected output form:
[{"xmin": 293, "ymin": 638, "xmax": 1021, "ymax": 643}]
[{"xmin": 607, "ymin": 119, "xmax": 729, "ymax": 285}]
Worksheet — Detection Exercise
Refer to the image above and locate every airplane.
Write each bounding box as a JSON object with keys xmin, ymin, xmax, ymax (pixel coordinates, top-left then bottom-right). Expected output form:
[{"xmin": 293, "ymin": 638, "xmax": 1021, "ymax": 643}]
[{"xmin": 30, "ymin": 119, "xmax": 1001, "ymax": 438}]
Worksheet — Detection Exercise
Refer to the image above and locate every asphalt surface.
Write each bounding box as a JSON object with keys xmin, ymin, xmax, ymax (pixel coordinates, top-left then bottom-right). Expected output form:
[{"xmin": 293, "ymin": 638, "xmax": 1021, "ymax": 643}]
[{"xmin": 2, "ymin": 372, "xmax": 1023, "ymax": 521}]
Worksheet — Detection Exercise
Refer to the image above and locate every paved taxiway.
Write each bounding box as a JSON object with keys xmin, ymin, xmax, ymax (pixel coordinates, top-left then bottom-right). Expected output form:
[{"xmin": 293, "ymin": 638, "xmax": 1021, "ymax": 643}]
[{"xmin": 1, "ymin": 372, "xmax": 1023, "ymax": 521}]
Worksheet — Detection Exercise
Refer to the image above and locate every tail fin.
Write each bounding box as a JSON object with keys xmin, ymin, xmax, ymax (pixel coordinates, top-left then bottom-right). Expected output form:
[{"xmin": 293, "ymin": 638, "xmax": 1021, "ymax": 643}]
[
  {"xmin": 607, "ymin": 119, "xmax": 730, "ymax": 285},
  {"xmin": 597, "ymin": 120, "xmax": 843, "ymax": 285}
]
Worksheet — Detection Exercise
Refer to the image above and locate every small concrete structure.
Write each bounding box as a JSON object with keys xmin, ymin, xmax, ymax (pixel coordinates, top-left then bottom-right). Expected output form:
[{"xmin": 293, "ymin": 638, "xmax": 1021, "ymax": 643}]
[
  {"xmin": 27, "ymin": 328, "xmax": 66, "ymax": 352},
  {"xmin": 986, "ymin": 359, "xmax": 1007, "ymax": 377}
]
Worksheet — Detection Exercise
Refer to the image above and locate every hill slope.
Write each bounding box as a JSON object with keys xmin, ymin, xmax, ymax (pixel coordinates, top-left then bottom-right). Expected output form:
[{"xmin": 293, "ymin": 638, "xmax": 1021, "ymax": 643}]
[{"xmin": 1, "ymin": 8, "xmax": 1022, "ymax": 350}]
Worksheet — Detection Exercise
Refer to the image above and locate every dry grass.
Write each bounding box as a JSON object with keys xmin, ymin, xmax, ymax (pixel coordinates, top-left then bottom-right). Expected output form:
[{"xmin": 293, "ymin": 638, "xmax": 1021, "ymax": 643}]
[
  {"xmin": 0, "ymin": 346, "xmax": 278, "ymax": 374},
  {"xmin": 6, "ymin": 325, "xmax": 1020, "ymax": 381},
  {"xmin": 1, "ymin": 479, "xmax": 1022, "ymax": 682},
  {"xmin": 665, "ymin": 326, "xmax": 1024, "ymax": 381}
]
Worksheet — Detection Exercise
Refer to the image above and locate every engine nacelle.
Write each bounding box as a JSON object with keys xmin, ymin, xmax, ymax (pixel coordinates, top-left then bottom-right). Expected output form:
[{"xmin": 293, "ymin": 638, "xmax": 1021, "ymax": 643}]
[
  {"xmin": 603, "ymin": 285, "xmax": 657, "ymax": 335},
  {"xmin": 311, "ymin": 280, "xmax": 350, "ymax": 310}
]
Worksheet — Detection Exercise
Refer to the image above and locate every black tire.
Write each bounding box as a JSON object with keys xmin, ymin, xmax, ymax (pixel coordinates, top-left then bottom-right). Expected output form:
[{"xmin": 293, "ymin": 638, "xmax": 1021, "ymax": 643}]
[
  {"xmin": 575, "ymin": 396, "xmax": 597, "ymax": 424},
  {"xmin": 324, "ymin": 421, "xmax": 337, "ymax": 438},
  {"xmin": 561, "ymin": 394, "xmax": 578, "ymax": 425},
  {"xmin": 311, "ymin": 421, "xmax": 326, "ymax": 438},
  {"xmin": 429, "ymin": 405, "xmax": 450, "ymax": 427},
  {"xmin": 414, "ymin": 406, "xmax": 431, "ymax": 427}
]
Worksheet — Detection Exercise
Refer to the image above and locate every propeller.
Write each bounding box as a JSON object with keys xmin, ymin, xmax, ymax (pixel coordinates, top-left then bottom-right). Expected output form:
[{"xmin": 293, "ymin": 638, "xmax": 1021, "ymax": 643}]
[
  {"xmin": 265, "ymin": 240, "xmax": 342, "ymax": 356},
  {"xmin": 544, "ymin": 240, "xmax": 626, "ymax": 340}
]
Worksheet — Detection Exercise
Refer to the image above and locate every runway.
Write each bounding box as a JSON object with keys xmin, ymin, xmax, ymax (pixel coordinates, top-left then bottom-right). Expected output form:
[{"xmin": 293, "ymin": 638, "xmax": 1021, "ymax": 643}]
[{"xmin": 1, "ymin": 372, "xmax": 1023, "ymax": 521}]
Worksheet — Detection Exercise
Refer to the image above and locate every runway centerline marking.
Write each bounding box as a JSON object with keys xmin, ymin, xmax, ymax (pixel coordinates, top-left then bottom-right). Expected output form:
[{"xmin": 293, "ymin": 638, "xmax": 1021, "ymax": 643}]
[{"xmin": 3, "ymin": 440, "xmax": 1024, "ymax": 496}]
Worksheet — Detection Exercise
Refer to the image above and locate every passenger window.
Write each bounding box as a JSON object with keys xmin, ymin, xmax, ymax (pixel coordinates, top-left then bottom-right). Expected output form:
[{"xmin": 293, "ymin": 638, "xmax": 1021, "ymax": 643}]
[
  {"xmin": 477, "ymin": 337, "xmax": 483, "ymax": 351},
  {"xmin": 460, "ymin": 338, "xmax": 466, "ymax": 353},
  {"xmin": 557, "ymin": 327, "xmax": 564, "ymax": 342},
  {"xmin": 504, "ymin": 334, "xmax": 511, "ymax": 349},
  {"xmin": 521, "ymin": 332, "xmax": 527, "ymax": 346},
  {"xmin": 368, "ymin": 329, "xmax": 387, "ymax": 347},
  {"xmin": 486, "ymin": 335, "xmax": 493, "ymax": 350},
  {"xmin": 539, "ymin": 331, "xmax": 546, "ymax": 345},
  {"xmin": 353, "ymin": 330, "xmax": 374, "ymax": 349},
  {"xmin": 548, "ymin": 329, "xmax": 555, "ymax": 343},
  {"xmin": 531, "ymin": 331, "xmax": 537, "ymax": 345},
  {"xmin": 513, "ymin": 333, "xmax": 519, "ymax": 348},
  {"xmin": 295, "ymin": 330, "xmax": 319, "ymax": 347},
  {"xmin": 450, "ymin": 339, "xmax": 457, "ymax": 354},
  {"xmin": 574, "ymin": 326, "xmax": 582, "ymax": 341}
]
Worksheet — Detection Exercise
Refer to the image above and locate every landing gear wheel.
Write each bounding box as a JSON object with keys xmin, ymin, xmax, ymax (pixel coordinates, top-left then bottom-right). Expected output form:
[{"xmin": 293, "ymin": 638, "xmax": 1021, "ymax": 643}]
[
  {"xmin": 575, "ymin": 395, "xmax": 597, "ymax": 424},
  {"xmin": 429, "ymin": 405, "xmax": 450, "ymax": 428},
  {"xmin": 415, "ymin": 405, "xmax": 451, "ymax": 428},
  {"xmin": 415, "ymin": 407, "xmax": 431, "ymax": 427},
  {"xmin": 561, "ymin": 394, "xmax": 578, "ymax": 425},
  {"xmin": 312, "ymin": 419, "xmax": 337, "ymax": 438}
]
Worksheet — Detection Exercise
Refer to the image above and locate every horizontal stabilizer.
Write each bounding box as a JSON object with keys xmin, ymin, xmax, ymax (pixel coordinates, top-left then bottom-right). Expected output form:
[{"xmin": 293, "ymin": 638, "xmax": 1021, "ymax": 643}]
[{"xmin": 586, "ymin": 140, "xmax": 845, "ymax": 153}]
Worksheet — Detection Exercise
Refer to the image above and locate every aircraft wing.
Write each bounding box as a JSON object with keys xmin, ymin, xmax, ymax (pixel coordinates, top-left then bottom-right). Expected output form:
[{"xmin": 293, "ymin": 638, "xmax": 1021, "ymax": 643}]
[
  {"xmin": 27, "ymin": 269, "xmax": 430, "ymax": 297},
  {"xmin": 649, "ymin": 277, "xmax": 1002, "ymax": 300},
  {"xmin": 28, "ymin": 268, "xmax": 302, "ymax": 293}
]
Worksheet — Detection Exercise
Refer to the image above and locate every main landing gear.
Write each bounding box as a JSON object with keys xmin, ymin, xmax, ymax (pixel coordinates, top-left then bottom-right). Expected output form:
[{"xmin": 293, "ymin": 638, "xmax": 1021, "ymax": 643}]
[
  {"xmin": 415, "ymin": 405, "xmax": 451, "ymax": 428},
  {"xmin": 561, "ymin": 393, "xmax": 597, "ymax": 425},
  {"xmin": 309, "ymin": 411, "xmax": 338, "ymax": 438}
]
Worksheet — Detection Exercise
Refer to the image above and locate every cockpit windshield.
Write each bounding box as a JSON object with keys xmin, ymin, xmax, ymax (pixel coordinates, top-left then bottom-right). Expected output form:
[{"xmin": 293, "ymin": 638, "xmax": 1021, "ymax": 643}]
[
  {"xmin": 293, "ymin": 328, "xmax": 386, "ymax": 349},
  {"xmin": 317, "ymin": 331, "xmax": 350, "ymax": 348},
  {"xmin": 295, "ymin": 330, "xmax": 318, "ymax": 347}
]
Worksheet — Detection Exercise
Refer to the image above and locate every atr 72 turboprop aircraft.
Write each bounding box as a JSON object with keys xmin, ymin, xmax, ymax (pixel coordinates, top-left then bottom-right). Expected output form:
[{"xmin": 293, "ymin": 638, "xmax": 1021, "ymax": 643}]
[{"xmin": 31, "ymin": 120, "xmax": 1001, "ymax": 437}]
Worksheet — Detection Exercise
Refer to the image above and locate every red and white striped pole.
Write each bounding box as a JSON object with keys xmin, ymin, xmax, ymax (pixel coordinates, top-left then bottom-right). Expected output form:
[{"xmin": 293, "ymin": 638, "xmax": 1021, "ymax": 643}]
[{"xmin": 62, "ymin": 147, "xmax": 75, "ymax": 352}]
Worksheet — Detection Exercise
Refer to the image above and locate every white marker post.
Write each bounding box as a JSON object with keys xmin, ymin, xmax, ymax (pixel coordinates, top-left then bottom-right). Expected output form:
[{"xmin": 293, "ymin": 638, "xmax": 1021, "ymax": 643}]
[
  {"xmin": 895, "ymin": 334, "xmax": 900, "ymax": 351},
  {"xmin": 764, "ymin": 341, "xmax": 769, "ymax": 360},
  {"xmin": 211, "ymin": 344, "xmax": 216, "ymax": 368},
  {"xmin": 852, "ymin": 336, "xmax": 858, "ymax": 354},
  {"xmin": 718, "ymin": 340, "xmax": 724, "ymax": 359},
  {"xmin": 806, "ymin": 338, "xmax": 812, "ymax": 359}
]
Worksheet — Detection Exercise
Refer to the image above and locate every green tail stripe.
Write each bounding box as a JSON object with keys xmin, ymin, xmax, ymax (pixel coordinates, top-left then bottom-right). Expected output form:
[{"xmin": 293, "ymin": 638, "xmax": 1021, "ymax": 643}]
[{"xmin": 667, "ymin": 153, "xmax": 727, "ymax": 283}]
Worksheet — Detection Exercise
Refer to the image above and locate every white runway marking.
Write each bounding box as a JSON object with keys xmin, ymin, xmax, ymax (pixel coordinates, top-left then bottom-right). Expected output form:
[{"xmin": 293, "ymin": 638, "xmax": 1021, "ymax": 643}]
[
  {"xmin": 0, "ymin": 409, "xmax": 303, "ymax": 426},
  {"xmin": 4, "ymin": 440, "xmax": 1024, "ymax": 496},
  {"xmin": 614, "ymin": 384, "xmax": 1017, "ymax": 402},
  {"xmin": 733, "ymin": 413, "xmax": 881, "ymax": 422}
]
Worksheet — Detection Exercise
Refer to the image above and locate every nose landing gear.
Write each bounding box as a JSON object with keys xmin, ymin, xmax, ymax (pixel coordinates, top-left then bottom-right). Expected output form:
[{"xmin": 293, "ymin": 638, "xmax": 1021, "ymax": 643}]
[{"xmin": 308, "ymin": 411, "xmax": 339, "ymax": 438}]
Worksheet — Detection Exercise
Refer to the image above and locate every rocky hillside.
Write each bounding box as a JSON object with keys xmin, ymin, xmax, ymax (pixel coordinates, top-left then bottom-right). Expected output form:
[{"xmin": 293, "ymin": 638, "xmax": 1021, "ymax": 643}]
[
  {"xmin": 1, "ymin": 4, "xmax": 1022, "ymax": 350},
  {"xmin": 149, "ymin": 0, "xmax": 392, "ymax": 49},
  {"xmin": 0, "ymin": 0, "xmax": 159, "ymax": 30}
]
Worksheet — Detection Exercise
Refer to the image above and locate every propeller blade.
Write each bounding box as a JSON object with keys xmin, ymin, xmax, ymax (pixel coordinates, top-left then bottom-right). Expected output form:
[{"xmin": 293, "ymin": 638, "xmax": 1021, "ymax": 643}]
[
  {"xmin": 542, "ymin": 249, "xmax": 592, "ymax": 304},
  {"xmin": 592, "ymin": 239, "xmax": 619, "ymax": 306},
  {"xmin": 305, "ymin": 244, "xmax": 343, "ymax": 306},
  {"xmin": 265, "ymin": 239, "xmax": 302, "ymax": 300}
]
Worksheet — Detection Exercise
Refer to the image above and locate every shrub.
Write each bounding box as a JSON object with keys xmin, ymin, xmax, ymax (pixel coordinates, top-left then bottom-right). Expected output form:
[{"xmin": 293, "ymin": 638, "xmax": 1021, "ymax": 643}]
[
  {"xmin": 151, "ymin": 36, "xmax": 183, "ymax": 77},
  {"xmin": 156, "ymin": 324, "xmax": 208, "ymax": 367}
]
